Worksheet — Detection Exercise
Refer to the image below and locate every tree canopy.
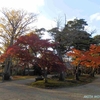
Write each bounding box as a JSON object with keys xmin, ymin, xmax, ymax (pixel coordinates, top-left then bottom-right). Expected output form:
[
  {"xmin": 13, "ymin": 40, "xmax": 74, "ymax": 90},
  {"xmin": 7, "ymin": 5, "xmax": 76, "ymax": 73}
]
[
  {"xmin": 62, "ymin": 18, "xmax": 94, "ymax": 50},
  {"xmin": 48, "ymin": 18, "xmax": 95, "ymax": 62},
  {"xmin": 67, "ymin": 44, "xmax": 100, "ymax": 68},
  {"xmin": 93, "ymin": 35, "xmax": 100, "ymax": 45},
  {"xmin": 0, "ymin": 32, "xmax": 66, "ymax": 73},
  {"xmin": 0, "ymin": 8, "xmax": 37, "ymax": 52}
]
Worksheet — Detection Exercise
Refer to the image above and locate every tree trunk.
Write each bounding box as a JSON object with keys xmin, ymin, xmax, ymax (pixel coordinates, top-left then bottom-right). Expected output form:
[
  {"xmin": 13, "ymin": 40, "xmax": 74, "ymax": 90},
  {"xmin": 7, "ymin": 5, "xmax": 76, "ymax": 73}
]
[
  {"xmin": 3, "ymin": 57, "xmax": 12, "ymax": 80},
  {"xmin": 75, "ymin": 66, "xmax": 79, "ymax": 80},
  {"xmin": 3, "ymin": 35, "xmax": 14, "ymax": 81},
  {"xmin": 56, "ymin": 48, "xmax": 66, "ymax": 81},
  {"xmin": 59, "ymin": 71, "xmax": 65, "ymax": 81},
  {"xmin": 97, "ymin": 67, "xmax": 100, "ymax": 74},
  {"xmin": 90, "ymin": 67, "xmax": 95, "ymax": 77},
  {"xmin": 44, "ymin": 68, "xmax": 48, "ymax": 83},
  {"xmin": 56, "ymin": 48, "xmax": 63, "ymax": 61}
]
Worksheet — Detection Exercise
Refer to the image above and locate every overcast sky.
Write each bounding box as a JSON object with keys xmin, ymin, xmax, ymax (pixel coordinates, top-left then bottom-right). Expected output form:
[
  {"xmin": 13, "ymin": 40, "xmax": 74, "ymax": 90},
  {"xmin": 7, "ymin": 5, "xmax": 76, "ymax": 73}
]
[{"xmin": 0, "ymin": 0, "xmax": 100, "ymax": 37}]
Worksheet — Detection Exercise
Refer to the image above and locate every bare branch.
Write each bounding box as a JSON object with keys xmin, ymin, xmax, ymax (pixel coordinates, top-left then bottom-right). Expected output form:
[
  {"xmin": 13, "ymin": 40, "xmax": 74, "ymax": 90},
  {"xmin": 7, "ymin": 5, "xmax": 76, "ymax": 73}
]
[{"xmin": 0, "ymin": 8, "xmax": 37, "ymax": 51}]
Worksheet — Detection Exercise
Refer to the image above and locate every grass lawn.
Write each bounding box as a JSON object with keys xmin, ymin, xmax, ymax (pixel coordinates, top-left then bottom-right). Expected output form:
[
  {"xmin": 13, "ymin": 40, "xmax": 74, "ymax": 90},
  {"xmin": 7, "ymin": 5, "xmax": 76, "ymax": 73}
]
[
  {"xmin": 0, "ymin": 75, "xmax": 36, "ymax": 81},
  {"xmin": 29, "ymin": 74, "xmax": 96, "ymax": 89},
  {"xmin": 12, "ymin": 75, "xmax": 36, "ymax": 80}
]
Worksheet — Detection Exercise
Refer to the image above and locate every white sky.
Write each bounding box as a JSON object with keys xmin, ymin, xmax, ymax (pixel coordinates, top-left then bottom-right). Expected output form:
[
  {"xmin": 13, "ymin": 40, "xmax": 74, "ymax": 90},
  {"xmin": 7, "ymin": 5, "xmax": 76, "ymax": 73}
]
[
  {"xmin": 0, "ymin": 0, "xmax": 56, "ymax": 30},
  {"xmin": 0, "ymin": 0, "xmax": 55, "ymax": 39},
  {"xmin": 0, "ymin": 0, "xmax": 100, "ymax": 37},
  {"xmin": 0, "ymin": 0, "xmax": 44, "ymax": 12}
]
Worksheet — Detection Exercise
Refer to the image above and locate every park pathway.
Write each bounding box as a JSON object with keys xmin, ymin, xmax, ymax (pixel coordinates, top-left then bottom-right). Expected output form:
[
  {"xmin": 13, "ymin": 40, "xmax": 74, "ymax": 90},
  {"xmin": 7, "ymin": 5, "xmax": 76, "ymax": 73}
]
[{"xmin": 0, "ymin": 75, "xmax": 100, "ymax": 100}]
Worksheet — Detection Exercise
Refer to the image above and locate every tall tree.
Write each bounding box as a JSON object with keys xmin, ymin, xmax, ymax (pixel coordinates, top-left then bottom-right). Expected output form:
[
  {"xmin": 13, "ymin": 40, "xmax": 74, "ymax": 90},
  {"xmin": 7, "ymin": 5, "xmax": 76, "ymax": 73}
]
[
  {"xmin": 1, "ymin": 32, "xmax": 66, "ymax": 82},
  {"xmin": 0, "ymin": 8, "xmax": 37, "ymax": 80},
  {"xmin": 63, "ymin": 18, "xmax": 94, "ymax": 50},
  {"xmin": 48, "ymin": 27, "xmax": 64, "ymax": 60},
  {"xmin": 48, "ymin": 18, "xmax": 94, "ymax": 63},
  {"xmin": 0, "ymin": 8, "xmax": 37, "ymax": 51},
  {"xmin": 67, "ymin": 44, "xmax": 100, "ymax": 79}
]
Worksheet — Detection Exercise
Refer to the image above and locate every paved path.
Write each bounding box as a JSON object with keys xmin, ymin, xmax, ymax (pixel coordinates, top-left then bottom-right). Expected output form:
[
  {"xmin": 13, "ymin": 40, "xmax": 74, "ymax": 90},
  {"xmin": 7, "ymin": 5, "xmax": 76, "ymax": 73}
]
[{"xmin": 0, "ymin": 75, "xmax": 100, "ymax": 100}]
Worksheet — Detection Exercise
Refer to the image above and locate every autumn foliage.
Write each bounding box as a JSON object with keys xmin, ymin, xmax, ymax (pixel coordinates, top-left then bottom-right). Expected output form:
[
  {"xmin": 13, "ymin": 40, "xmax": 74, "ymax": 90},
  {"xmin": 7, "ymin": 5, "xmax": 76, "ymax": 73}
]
[
  {"xmin": 67, "ymin": 44, "xmax": 100, "ymax": 68},
  {"xmin": 0, "ymin": 32, "xmax": 66, "ymax": 73}
]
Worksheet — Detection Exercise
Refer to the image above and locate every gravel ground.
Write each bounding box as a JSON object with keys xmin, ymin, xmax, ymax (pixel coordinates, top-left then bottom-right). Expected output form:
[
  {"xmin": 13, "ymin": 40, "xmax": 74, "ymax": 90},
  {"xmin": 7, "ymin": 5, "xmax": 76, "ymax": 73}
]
[{"xmin": 0, "ymin": 75, "xmax": 100, "ymax": 100}]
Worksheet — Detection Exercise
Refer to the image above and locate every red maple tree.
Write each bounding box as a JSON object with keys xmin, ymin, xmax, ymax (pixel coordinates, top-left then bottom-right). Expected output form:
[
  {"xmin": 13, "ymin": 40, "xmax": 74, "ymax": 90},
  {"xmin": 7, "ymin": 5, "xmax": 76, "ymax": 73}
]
[
  {"xmin": 67, "ymin": 44, "xmax": 100, "ymax": 78},
  {"xmin": 1, "ymin": 32, "xmax": 66, "ymax": 78}
]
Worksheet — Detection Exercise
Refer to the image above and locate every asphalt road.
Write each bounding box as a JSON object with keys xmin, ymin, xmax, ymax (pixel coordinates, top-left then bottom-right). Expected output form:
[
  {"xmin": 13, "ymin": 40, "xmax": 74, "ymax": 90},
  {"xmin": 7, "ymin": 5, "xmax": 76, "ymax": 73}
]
[{"xmin": 0, "ymin": 75, "xmax": 100, "ymax": 100}]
